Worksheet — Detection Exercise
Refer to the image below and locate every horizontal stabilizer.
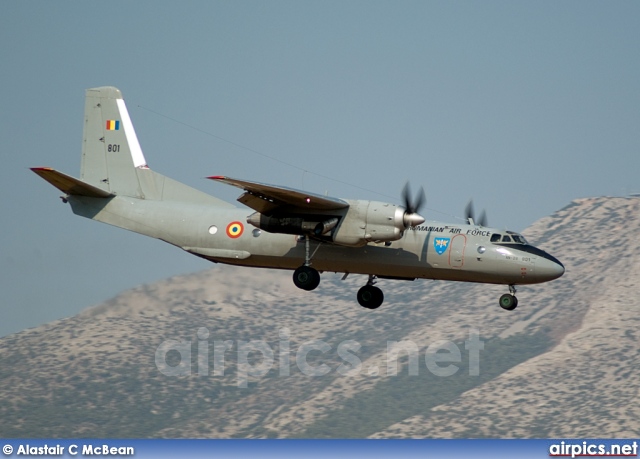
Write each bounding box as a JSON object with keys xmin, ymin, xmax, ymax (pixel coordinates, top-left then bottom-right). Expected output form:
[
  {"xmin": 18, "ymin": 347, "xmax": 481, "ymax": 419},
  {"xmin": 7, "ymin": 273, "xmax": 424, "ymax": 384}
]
[{"xmin": 31, "ymin": 167, "xmax": 113, "ymax": 198}]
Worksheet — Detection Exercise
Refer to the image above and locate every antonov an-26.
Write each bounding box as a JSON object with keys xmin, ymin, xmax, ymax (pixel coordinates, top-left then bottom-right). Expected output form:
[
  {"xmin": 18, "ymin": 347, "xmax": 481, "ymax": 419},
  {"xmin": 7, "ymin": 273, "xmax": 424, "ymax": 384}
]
[{"xmin": 32, "ymin": 87, "xmax": 564, "ymax": 310}]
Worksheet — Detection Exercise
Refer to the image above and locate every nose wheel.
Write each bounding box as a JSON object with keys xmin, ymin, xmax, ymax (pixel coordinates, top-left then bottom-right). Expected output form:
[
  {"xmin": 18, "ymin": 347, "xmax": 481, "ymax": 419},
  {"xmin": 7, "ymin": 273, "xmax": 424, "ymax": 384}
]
[
  {"xmin": 499, "ymin": 285, "xmax": 518, "ymax": 311},
  {"xmin": 357, "ymin": 275, "xmax": 384, "ymax": 309}
]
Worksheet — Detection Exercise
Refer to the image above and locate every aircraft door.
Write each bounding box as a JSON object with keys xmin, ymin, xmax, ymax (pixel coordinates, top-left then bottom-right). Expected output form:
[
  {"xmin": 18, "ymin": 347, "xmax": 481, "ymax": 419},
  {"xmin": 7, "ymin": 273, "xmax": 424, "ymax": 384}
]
[{"xmin": 449, "ymin": 234, "xmax": 466, "ymax": 268}]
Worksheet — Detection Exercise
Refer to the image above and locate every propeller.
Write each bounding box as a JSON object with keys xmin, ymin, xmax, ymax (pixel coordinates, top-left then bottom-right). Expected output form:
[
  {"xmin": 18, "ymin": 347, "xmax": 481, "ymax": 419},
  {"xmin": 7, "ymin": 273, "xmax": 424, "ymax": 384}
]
[
  {"xmin": 401, "ymin": 182, "xmax": 426, "ymax": 227},
  {"xmin": 465, "ymin": 200, "xmax": 488, "ymax": 227}
]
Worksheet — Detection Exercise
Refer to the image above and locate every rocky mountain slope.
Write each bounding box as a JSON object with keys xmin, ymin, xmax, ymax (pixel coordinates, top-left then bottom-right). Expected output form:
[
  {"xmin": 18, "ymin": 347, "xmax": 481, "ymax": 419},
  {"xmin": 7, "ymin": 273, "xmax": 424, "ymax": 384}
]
[
  {"xmin": 0, "ymin": 197, "xmax": 638, "ymax": 438},
  {"xmin": 372, "ymin": 197, "xmax": 640, "ymax": 438}
]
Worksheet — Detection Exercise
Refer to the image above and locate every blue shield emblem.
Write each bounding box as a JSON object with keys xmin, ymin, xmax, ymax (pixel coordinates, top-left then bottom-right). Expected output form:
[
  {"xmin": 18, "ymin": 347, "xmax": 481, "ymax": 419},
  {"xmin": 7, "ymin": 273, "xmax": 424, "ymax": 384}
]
[{"xmin": 434, "ymin": 237, "xmax": 450, "ymax": 255}]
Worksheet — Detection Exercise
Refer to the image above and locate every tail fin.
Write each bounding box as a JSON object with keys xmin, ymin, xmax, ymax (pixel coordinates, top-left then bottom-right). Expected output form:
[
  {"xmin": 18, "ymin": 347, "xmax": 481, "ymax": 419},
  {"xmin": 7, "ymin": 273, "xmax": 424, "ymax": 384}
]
[
  {"xmin": 80, "ymin": 86, "xmax": 150, "ymax": 198},
  {"xmin": 78, "ymin": 87, "xmax": 233, "ymax": 207}
]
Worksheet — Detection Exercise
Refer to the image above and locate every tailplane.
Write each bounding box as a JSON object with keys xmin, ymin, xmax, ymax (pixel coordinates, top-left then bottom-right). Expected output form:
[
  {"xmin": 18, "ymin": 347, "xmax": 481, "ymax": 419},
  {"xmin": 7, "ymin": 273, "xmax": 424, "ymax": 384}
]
[{"xmin": 31, "ymin": 167, "xmax": 113, "ymax": 198}]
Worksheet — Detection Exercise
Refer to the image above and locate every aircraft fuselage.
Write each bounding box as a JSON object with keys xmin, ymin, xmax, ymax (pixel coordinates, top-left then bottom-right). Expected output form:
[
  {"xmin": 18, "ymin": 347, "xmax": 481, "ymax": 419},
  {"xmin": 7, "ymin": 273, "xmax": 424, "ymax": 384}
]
[{"xmin": 68, "ymin": 194, "xmax": 563, "ymax": 287}]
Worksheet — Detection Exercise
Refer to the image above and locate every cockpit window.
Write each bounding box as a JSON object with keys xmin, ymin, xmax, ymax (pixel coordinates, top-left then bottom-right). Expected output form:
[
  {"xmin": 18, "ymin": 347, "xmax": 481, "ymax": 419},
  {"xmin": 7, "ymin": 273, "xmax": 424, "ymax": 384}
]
[
  {"xmin": 494, "ymin": 232, "xmax": 528, "ymax": 244},
  {"xmin": 511, "ymin": 234, "xmax": 527, "ymax": 244}
]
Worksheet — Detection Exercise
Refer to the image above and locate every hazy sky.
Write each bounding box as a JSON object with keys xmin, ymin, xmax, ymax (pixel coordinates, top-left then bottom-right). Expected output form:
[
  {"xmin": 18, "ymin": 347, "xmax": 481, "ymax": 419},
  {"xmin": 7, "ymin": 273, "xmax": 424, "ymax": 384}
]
[{"xmin": 1, "ymin": 1, "xmax": 639, "ymax": 337}]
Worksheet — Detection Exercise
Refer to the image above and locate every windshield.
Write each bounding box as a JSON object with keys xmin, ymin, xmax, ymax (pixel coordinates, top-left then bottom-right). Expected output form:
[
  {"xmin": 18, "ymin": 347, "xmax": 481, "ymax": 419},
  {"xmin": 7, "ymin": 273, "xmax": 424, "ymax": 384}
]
[{"xmin": 492, "ymin": 233, "xmax": 528, "ymax": 244}]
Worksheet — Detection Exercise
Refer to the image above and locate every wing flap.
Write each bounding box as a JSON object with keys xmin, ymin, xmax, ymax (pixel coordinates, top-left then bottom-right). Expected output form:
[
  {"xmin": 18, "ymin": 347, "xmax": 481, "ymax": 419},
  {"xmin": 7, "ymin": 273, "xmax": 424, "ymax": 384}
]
[
  {"xmin": 208, "ymin": 176, "xmax": 348, "ymax": 215},
  {"xmin": 31, "ymin": 167, "xmax": 113, "ymax": 198}
]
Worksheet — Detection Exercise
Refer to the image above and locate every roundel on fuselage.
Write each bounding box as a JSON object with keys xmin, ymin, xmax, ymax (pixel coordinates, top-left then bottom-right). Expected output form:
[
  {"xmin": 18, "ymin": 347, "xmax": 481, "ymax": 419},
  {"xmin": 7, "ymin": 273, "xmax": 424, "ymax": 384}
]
[{"xmin": 226, "ymin": 221, "xmax": 244, "ymax": 238}]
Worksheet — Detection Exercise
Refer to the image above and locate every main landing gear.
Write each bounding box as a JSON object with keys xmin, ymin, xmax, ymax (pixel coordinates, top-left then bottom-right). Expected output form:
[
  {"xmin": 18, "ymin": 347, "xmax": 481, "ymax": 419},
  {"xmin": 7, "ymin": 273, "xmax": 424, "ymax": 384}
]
[
  {"xmin": 357, "ymin": 275, "xmax": 384, "ymax": 309},
  {"xmin": 293, "ymin": 235, "xmax": 321, "ymax": 291},
  {"xmin": 293, "ymin": 265, "xmax": 320, "ymax": 291},
  {"xmin": 499, "ymin": 285, "xmax": 518, "ymax": 311},
  {"xmin": 292, "ymin": 235, "xmax": 385, "ymax": 309}
]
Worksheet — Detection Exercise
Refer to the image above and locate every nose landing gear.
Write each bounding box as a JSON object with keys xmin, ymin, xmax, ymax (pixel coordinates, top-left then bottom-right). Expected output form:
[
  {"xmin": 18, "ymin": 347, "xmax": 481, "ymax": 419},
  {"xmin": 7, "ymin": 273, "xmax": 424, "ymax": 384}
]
[{"xmin": 499, "ymin": 285, "xmax": 518, "ymax": 310}]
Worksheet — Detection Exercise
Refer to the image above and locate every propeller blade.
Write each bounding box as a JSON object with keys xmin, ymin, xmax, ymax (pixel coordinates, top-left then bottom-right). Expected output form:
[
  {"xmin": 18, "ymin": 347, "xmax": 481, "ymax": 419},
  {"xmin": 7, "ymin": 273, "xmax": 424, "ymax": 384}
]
[
  {"xmin": 465, "ymin": 200, "xmax": 475, "ymax": 223},
  {"xmin": 414, "ymin": 186, "xmax": 426, "ymax": 214},
  {"xmin": 478, "ymin": 209, "xmax": 488, "ymax": 227},
  {"xmin": 465, "ymin": 200, "xmax": 488, "ymax": 226},
  {"xmin": 402, "ymin": 182, "xmax": 414, "ymax": 213},
  {"xmin": 401, "ymin": 181, "xmax": 426, "ymax": 227}
]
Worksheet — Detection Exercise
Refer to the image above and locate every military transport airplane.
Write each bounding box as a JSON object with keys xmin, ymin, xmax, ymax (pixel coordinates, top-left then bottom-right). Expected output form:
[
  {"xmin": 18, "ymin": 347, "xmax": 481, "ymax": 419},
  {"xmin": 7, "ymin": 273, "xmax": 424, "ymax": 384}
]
[{"xmin": 32, "ymin": 87, "xmax": 564, "ymax": 310}]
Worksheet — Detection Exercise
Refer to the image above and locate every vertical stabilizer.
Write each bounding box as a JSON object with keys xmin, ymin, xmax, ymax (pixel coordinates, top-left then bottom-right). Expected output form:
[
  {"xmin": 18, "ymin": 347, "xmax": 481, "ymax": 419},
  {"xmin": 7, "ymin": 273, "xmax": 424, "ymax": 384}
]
[
  {"xmin": 78, "ymin": 86, "xmax": 234, "ymax": 207},
  {"xmin": 81, "ymin": 86, "xmax": 148, "ymax": 198}
]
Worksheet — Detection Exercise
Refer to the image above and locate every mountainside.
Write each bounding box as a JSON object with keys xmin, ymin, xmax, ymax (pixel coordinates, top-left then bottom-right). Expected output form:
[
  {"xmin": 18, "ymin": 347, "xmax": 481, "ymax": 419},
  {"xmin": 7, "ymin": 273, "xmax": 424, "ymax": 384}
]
[{"xmin": 1, "ymin": 197, "xmax": 639, "ymax": 438}]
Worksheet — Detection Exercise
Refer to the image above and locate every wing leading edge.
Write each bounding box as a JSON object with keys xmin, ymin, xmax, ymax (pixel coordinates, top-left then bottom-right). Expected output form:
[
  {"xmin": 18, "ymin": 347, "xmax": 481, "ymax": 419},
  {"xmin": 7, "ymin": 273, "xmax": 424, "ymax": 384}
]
[{"xmin": 208, "ymin": 176, "xmax": 349, "ymax": 215}]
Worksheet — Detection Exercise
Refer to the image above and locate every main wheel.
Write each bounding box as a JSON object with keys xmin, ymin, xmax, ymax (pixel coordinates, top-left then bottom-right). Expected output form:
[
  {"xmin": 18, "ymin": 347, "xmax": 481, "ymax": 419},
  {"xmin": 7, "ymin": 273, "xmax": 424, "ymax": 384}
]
[
  {"xmin": 499, "ymin": 293, "xmax": 518, "ymax": 311},
  {"xmin": 293, "ymin": 266, "xmax": 320, "ymax": 291},
  {"xmin": 357, "ymin": 285, "xmax": 384, "ymax": 309}
]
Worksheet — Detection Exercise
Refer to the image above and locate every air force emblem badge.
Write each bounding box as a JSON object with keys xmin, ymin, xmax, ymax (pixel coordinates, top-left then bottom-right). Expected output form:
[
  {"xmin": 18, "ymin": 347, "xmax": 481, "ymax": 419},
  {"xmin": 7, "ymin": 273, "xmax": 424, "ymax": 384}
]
[{"xmin": 434, "ymin": 237, "xmax": 450, "ymax": 255}]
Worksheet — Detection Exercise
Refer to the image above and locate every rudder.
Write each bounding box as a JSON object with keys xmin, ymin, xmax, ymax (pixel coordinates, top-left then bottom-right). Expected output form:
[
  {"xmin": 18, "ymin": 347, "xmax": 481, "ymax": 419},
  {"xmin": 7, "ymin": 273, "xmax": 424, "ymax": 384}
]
[{"xmin": 81, "ymin": 86, "xmax": 149, "ymax": 198}]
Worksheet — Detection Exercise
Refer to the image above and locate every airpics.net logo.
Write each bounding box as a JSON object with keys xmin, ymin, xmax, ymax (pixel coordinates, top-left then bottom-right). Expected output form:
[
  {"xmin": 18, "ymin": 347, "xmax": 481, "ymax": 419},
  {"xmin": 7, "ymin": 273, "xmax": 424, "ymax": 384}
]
[
  {"xmin": 549, "ymin": 441, "xmax": 638, "ymax": 458},
  {"xmin": 155, "ymin": 328, "xmax": 484, "ymax": 388}
]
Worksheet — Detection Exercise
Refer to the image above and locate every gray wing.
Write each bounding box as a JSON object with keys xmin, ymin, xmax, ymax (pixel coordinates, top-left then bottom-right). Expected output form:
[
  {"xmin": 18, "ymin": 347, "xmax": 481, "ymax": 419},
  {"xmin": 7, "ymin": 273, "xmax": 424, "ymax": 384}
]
[{"xmin": 208, "ymin": 176, "xmax": 349, "ymax": 215}]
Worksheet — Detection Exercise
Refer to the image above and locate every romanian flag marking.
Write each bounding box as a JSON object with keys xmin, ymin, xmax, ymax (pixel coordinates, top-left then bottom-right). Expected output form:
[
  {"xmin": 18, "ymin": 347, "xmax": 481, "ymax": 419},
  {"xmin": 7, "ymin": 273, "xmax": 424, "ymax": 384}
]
[
  {"xmin": 226, "ymin": 221, "xmax": 244, "ymax": 238},
  {"xmin": 106, "ymin": 120, "xmax": 120, "ymax": 130}
]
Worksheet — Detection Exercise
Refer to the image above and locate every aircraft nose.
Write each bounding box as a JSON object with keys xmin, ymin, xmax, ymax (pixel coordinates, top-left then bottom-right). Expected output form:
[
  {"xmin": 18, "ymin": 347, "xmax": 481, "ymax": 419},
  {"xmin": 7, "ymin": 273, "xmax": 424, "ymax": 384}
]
[{"xmin": 536, "ymin": 257, "xmax": 565, "ymax": 281}]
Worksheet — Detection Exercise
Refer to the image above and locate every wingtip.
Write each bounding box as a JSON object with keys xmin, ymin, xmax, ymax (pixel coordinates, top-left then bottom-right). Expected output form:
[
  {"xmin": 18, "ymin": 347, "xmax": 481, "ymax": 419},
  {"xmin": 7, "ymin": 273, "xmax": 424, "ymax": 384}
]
[
  {"xmin": 31, "ymin": 167, "xmax": 54, "ymax": 172},
  {"xmin": 207, "ymin": 175, "xmax": 226, "ymax": 180}
]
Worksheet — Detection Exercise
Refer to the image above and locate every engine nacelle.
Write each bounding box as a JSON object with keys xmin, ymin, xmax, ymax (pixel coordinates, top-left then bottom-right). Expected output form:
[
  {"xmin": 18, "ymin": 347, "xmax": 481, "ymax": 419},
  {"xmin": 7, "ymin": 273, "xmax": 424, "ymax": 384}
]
[
  {"xmin": 362, "ymin": 201, "xmax": 406, "ymax": 242},
  {"xmin": 247, "ymin": 200, "xmax": 414, "ymax": 247},
  {"xmin": 331, "ymin": 200, "xmax": 408, "ymax": 246}
]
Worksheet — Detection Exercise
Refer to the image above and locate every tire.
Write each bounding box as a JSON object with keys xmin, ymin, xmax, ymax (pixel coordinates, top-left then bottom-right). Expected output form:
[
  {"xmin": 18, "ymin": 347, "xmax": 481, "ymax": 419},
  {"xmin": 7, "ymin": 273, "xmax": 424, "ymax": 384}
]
[
  {"xmin": 499, "ymin": 293, "xmax": 518, "ymax": 311},
  {"xmin": 292, "ymin": 266, "xmax": 320, "ymax": 291},
  {"xmin": 357, "ymin": 285, "xmax": 384, "ymax": 309}
]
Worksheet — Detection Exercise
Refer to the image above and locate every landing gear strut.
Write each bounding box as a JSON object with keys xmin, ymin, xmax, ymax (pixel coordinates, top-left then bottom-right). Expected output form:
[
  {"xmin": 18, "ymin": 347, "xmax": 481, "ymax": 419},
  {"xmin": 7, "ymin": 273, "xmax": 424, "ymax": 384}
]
[
  {"xmin": 499, "ymin": 285, "xmax": 518, "ymax": 311},
  {"xmin": 293, "ymin": 235, "xmax": 320, "ymax": 291},
  {"xmin": 357, "ymin": 275, "xmax": 384, "ymax": 309}
]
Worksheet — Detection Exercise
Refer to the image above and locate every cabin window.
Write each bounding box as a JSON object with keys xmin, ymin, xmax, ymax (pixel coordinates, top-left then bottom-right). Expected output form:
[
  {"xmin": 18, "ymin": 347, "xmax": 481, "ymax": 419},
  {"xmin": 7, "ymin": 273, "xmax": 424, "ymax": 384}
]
[
  {"xmin": 490, "ymin": 234, "xmax": 501, "ymax": 243},
  {"xmin": 501, "ymin": 235, "xmax": 512, "ymax": 242}
]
